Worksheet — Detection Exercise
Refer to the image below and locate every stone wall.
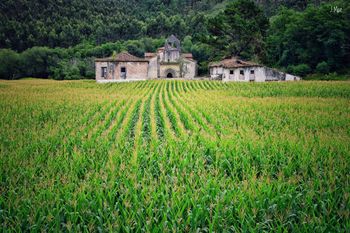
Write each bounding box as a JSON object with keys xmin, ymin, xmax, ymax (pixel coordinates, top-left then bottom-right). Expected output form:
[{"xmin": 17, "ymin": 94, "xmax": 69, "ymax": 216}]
[
  {"xmin": 264, "ymin": 67, "xmax": 286, "ymax": 81},
  {"xmin": 160, "ymin": 64, "xmax": 180, "ymax": 78},
  {"xmin": 115, "ymin": 62, "xmax": 148, "ymax": 80},
  {"xmin": 147, "ymin": 56, "xmax": 158, "ymax": 78},
  {"xmin": 96, "ymin": 61, "xmax": 110, "ymax": 80},
  {"xmin": 95, "ymin": 61, "xmax": 148, "ymax": 80},
  {"xmin": 182, "ymin": 59, "xmax": 197, "ymax": 79}
]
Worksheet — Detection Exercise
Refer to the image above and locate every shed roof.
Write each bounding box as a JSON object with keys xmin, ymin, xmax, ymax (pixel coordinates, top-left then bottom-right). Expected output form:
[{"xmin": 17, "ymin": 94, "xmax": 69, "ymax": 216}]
[
  {"xmin": 209, "ymin": 57, "xmax": 262, "ymax": 68},
  {"xmin": 95, "ymin": 52, "xmax": 148, "ymax": 62}
]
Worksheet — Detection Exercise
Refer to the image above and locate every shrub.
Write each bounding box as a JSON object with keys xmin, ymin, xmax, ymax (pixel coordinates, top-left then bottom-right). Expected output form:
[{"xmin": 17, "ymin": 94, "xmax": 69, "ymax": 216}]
[
  {"xmin": 316, "ymin": 61, "xmax": 330, "ymax": 74},
  {"xmin": 0, "ymin": 49, "xmax": 21, "ymax": 79},
  {"xmin": 51, "ymin": 59, "xmax": 80, "ymax": 80},
  {"xmin": 287, "ymin": 64, "xmax": 311, "ymax": 77}
]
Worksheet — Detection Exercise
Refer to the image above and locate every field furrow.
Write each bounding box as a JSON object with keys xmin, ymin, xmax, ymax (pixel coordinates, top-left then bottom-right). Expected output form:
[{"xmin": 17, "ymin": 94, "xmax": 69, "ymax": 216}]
[
  {"xmin": 154, "ymin": 82, "xmax": 166, "ymax": 141},
  {"xmin": 149, "ymin": 83, "xmax": 161, "ymax": 145},
  {"xmin": 171, "ymin": 84, "xmax": 217, "ymax": 137},
  {"xmin": 142, "ymin": 82, "xmax": 160, "ymax": 147},
  {"xmin": 168, "ymin": 82, "xmax": 197, "ymax": 133},
  {"xmin": 177, "ymin": 83, "xmax": 221, "ymax": 132},
  {"xmin": 158, "ymin": 82, "xmax": 177, "ymax": 141},
  {"xmin": 162, "ymin": 82, "xmax": 184, "ymax": 138}
]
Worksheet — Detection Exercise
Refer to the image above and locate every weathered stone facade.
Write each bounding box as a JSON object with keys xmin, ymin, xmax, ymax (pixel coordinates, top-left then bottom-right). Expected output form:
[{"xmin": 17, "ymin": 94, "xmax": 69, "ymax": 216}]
[
  {"xmin": 209, "ymin": 57, "xmax": 300, "ymax": 82},
  {"xmin": 95, "ymin": 52, "xmax": 149, "ymax": 82},
  {"xmin": 145, "ymin": 35, "xmax": 197, "ymax": 79},
  {"xmin": 95, "ymin": 35, "xmax": 197, "ymax": 82}
]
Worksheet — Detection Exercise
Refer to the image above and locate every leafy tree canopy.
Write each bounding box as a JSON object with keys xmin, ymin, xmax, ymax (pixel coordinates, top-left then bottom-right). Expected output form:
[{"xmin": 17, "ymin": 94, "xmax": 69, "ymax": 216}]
[{"xmin": 203, "ymin": 0, "xmax": 268, "ymax": 60}]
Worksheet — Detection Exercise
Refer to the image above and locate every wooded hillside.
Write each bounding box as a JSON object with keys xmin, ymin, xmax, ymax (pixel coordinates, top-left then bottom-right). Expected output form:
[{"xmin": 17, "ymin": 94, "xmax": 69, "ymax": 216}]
[
  {"xmin": 0, "ymin": 0, "xmax": 333, "ymax": 51},
  {"xmin": 0, "ymin": 0, "xmax": 349, "ymax": 79}
]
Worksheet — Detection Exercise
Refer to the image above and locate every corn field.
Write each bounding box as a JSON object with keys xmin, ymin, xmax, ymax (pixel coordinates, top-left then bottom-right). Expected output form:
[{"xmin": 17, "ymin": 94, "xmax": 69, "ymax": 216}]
[{"xmin": 0, "ymin": 79, "xmax": 349, "ymax": 232}]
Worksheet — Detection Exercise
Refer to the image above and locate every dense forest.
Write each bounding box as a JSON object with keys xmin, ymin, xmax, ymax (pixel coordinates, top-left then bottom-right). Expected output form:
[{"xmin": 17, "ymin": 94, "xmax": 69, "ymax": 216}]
[{"xmin": 0, "ymin": 0, "xmax": 349, "ymax": 79}]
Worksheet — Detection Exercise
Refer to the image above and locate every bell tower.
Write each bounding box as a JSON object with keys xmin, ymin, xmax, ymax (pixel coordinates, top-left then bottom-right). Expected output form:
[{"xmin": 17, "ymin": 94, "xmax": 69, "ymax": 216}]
[{"xmin": 163, "ymin": 35, "xmax": 181, "ymax": 62}]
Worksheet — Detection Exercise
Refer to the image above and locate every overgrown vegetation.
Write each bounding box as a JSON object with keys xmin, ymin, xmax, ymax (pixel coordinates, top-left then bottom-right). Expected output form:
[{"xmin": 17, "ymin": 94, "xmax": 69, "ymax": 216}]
[{"xmin": 0, "ymin": 79, "xmax": 349, "ymax": 231}]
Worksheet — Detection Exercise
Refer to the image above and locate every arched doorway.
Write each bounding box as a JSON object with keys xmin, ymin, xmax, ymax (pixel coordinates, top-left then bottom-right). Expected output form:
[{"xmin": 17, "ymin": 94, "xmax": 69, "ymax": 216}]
[{"xmin": 165, "ymin": 69, "xmax": 176, "ymax": 78}]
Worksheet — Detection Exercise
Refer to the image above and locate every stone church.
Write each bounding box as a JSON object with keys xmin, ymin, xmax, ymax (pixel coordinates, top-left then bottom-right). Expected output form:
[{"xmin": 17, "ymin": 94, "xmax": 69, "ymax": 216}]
[{"xmin": 95, "ymin": 35, "xmax": 197, "ymax": 82}]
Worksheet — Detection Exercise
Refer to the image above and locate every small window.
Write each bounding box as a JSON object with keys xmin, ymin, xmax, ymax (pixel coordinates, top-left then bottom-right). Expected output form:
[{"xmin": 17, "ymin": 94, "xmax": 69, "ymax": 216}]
[
  {"xmin": 230, "ymin": 70, "xmax": 234, "ymax": 75},
  {"xmin": 121, "ymin": 67, "xmax": 126, "ymax": 72},
  {"xmin": 240, "ymin": 70, "xmax": 244, "ymax": 75},
  {"xmin": 250, "ymin": 70, "xmax": 255, "ymax": 74},
  {"xmin": 101, "ymin": 67, "xmax": 107, "ymax": 78}
]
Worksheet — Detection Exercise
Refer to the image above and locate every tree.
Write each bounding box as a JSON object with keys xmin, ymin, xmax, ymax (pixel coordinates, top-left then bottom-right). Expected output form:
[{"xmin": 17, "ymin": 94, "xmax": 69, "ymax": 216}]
[
  {"xmin": 51, "ymin": 59, "xmax": 81, "ymax": 80},
  {"xmin": 0, "ymin": 49, "xmax": 21, "ymax": 79},
  {"xmin": 316, "ymin": 61, "xmax": 330, "ymax": 74},
  {"xmin": 287, "ymin": 64, "xmax": 311, "ymax": 77},
  {"xmin": 265, "ymin": 1, "xmax": 350, "ymax": 73},
  {"xmin": 203, "ymin": 0, "xmax": 268, "ymax": 60},
  {"xmin": 21, "ymin": 47, "xmax": 61, "ymax": 78}
]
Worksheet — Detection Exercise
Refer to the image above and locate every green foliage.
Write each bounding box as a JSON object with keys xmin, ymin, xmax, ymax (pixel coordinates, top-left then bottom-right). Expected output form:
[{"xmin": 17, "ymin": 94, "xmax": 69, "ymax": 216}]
[
  {"xmin": 0, "ymin": 80, "xmax": 349, "ymax": 231},
  {"xmin": 0, "ymin": 38, "xmax": 168, "ymax": 80},
  {"xmin": 0, "ymin": 0, "xmax": 225, "ymax": 51},
  {"xmin": 0, "ymin": 49, "xmax": 21, "ymax": 79},
  {"xmin": 0, "ymin": 0, "xmax": 349, "ymax": 79},
  {"xmin": 52, "ymin": 58, "xmax": 94, "ymax": 80},
  {"xmin": 52, "ymin": 60, "xmax": 80, "ymax": 80},
  {"xmin": 125, "ymin": 40, "xmax": 146, "ymax": 58},
  {"xmin": 316, "ymin": 61, "xmax": 330, "ymax": 74},
  {"xmin": 181, "ymin": 36, "xmax": 213, "ymax": 75},
  {"xmin": 265, "ymin": 1, "xmax": 350, "ymax": 73},
  {"xmin": 20, "ymin": 47, "xmax": 64, "ymax": 78},
  {"xmin": 305, "ymin": 72, "xmax": 350, "ymax": 81},
  {"xmin": 203, "ymin": 0, "xmax": 268, "ymax": 60},
  {"xmin": 287, "ymin": 64, "xmax": 311, "ymax": 77}
]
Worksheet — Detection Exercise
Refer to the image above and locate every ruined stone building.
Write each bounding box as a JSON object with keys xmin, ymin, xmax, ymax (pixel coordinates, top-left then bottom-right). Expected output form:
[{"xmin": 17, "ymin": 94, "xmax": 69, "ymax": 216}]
[
  {"xmin": 95, "ymin": 35, "xmax": 197, "ymax": 82},
  {"xmin": 209, "ymin": 57, "xmax": 300, "ymax": 82}
]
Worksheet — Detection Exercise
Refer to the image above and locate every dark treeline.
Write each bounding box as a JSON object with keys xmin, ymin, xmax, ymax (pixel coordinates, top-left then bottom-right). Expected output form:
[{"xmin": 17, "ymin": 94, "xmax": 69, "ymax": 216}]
[
  {"xmin": 0, "ymin": 0, "xmax": 332, "ymax": 51},
  {"xmin": 0, "ymin": 0, "xmax": 221, "ymax": 51},
  {"xmin": 0, "ymin": 0, "xmax": 349, "ymax": 80}
]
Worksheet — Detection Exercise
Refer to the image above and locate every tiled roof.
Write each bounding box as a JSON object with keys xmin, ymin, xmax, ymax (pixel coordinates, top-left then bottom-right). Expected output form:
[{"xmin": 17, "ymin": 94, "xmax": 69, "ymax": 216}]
[
  {"xmin": 95, "ymin": 52, "xmax": 148, "ymax": 62},
  {"xmin": 144, "ymin": 53, "xmax": 156, "ymax": 58},
  {"xmin": 183, "ymin": 53, "xmax": 193, "ymax": 59},
  {"xmin": 209, "ymin": 57, "xmax": 261, "ymax": 68}
]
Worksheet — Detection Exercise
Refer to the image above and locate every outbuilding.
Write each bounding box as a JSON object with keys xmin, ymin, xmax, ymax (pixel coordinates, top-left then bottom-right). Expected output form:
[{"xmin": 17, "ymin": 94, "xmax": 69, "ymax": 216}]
[{"xmin": 209, "ymin": 57, "xmax": 300, "ymax": 82}]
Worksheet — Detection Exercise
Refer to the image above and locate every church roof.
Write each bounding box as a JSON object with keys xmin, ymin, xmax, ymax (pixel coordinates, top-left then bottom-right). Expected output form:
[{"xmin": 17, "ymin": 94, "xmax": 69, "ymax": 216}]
[
  {"xmin": 144, "ymin": 51, "xmax": 194, "ymax": 59},
  {"xmin": 95, "ymin": 52, "xmax": 148, "ymax": 62},
  {"xmin": 209, "ymin": 57, "xmax": 261, "ymax": 68},
  {"xmin": 144, "ymin": 53, "xmax": 156, "ymax": 58},
  {"xmin": 183, "ymin": 53, "xmax": 193, "ymax": 59}
]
